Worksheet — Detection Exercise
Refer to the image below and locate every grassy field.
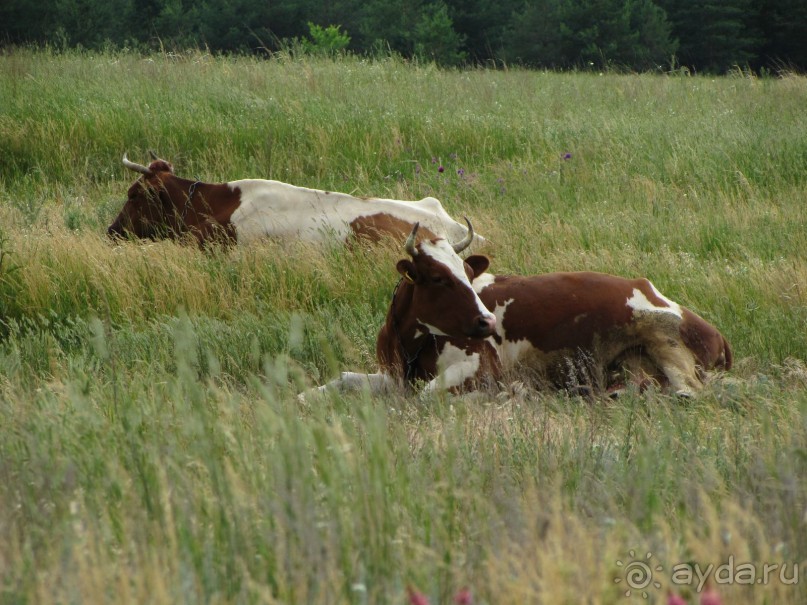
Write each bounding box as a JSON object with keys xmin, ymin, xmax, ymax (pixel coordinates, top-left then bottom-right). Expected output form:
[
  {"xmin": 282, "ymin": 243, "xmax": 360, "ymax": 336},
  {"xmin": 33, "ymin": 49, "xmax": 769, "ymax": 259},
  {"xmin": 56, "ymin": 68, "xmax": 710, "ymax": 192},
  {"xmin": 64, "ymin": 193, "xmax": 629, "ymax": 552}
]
[{"xmin": 0, "ymin": 48, "xmax": 805, "ymax": 604}]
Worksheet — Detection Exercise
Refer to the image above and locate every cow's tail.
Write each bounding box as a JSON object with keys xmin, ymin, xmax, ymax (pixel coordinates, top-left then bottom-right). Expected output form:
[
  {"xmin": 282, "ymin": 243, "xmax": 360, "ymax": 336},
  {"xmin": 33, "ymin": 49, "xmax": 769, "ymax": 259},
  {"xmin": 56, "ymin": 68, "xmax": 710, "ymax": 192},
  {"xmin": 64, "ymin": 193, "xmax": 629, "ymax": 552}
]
[{"xmin": 721, "ymin": 335, "xmax": 733, "ymax": 371}]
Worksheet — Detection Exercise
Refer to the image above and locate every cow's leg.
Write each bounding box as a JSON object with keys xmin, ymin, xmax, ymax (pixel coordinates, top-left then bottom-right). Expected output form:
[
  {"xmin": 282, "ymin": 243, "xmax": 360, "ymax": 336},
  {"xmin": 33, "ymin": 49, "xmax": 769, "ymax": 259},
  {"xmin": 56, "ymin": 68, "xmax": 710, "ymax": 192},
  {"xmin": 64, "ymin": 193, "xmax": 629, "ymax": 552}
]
[
  {"xmin": 299, "ymin": 372, "xmax": 396, "ymax": 401},
  {"xmin": 424, "ymin": 357, "xmax": 482, "ymax": 393},
  {"xmin": 423, "ymin": 341, "xmax": 498, "ymax": 393}
]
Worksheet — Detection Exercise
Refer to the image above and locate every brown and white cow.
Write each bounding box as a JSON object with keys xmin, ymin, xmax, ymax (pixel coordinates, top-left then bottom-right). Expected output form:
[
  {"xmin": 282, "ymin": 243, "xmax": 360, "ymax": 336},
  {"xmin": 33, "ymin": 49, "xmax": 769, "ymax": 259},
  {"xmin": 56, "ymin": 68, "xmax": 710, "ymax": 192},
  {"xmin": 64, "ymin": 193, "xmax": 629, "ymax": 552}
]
[
  {"xmin": 107, "ymin": 153, "xmax": 486, "ymax": 248},
  {"xmin": 306, "ymin": 222, "xmax": 732, "ymax": 399}
]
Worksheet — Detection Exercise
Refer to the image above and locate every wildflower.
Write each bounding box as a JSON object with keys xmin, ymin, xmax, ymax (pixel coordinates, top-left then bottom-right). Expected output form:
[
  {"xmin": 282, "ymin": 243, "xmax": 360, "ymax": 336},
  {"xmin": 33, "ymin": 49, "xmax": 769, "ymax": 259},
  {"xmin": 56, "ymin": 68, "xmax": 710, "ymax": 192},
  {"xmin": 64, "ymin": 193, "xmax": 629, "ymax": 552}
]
[
  {"xmin": 407, "ymin": 586, "xmax": 430, "ymax": 605},
  {"xmin": 438, "ymin": 166, "xmax": 444, "ymax": 173},
  {"xmin": 563, "ymin": 152, "xmax": 572, "ymax": 160},
  {"xmin": 700, "ymin": 583, "xmax": 722, "ymax": 605},
  {"xmin": 457, "ymin": 168, "xmax": 465, "ymax": 176},
  {"xmin": 667, "ymin": 591, "xmax": 687, "ymax": 605},
  {"xmin": 453, "ymin": 588, "xmax": 472, "ymax": 604}
]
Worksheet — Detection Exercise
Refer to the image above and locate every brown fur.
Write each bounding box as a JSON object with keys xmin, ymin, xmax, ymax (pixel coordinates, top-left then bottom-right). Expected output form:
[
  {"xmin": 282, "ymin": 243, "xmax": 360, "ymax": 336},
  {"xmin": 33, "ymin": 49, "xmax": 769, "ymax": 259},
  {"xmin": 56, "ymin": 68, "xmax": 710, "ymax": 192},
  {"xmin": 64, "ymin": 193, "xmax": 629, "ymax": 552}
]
[
  {"xmin": 376, "ymin": 264, "xmax": 731, "ymax": 396},
  {"xmin": 109, "ymin": 161, "xmax": 240, "ymax": 246},
  {"xmin": 349, "ymin": 214, "xmax": 439, "ymax": 243}
]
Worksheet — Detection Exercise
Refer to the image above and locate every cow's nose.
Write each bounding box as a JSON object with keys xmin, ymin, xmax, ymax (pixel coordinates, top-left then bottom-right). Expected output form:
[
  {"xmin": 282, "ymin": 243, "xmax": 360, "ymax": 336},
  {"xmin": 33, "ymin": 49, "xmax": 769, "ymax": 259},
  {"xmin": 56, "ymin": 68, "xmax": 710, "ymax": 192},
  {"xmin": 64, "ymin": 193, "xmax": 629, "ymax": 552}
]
[{"xmin": 473, "ymin": 314, "xmax": 496, "ymax": 337}]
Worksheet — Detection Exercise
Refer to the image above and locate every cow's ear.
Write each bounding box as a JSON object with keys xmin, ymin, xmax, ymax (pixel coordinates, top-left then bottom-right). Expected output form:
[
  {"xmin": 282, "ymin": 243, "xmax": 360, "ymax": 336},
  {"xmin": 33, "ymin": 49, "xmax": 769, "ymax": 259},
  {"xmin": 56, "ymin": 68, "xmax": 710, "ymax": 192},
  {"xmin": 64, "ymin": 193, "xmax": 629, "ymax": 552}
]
[
  {"xmin": 396, "ymin": 259, "xmax": 417, "ymax": 283},
  {"xmin": 464, "ymin": 255, "xmax": 489, "ymax": 278},
  {"xmin": 148, "ymin": 160, "xmax": 174, "ymax": 174}
]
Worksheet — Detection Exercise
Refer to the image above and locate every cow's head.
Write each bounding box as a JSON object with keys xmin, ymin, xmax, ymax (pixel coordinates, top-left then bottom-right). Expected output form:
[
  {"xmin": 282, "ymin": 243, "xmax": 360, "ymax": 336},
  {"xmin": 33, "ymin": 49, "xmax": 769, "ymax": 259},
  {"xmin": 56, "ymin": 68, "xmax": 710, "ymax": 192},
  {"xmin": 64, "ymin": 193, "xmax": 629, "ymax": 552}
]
[
  {"xmin": 396, "ymin": 219, "xmax": 496, "ymax": 339},
  {"xmin": 107, "ymin": 153, "xmax": 183, "ymax": 240}
]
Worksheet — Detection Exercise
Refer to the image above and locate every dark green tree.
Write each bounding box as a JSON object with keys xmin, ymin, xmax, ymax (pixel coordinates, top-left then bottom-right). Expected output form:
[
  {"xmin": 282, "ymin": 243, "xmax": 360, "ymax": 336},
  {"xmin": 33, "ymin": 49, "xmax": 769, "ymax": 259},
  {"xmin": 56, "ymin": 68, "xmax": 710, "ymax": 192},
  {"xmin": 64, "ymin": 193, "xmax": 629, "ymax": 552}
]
[
  {"xmin": 195, "ymin": 0, "xmax": 272, "ymax": 52},
  {"xmin": 358, "ymin": 0, "xmax": 425, "ymax": 55},
  {"xmin": 504, "ymin": 0, "xmax": 566, "ymax": 67},
  {"xmin": 658, "ymin": 0, "xmax": 760, "ymax": 72},
  {"xmin": 413, "ymin": 1, "xmax": 467, "ymax": 65},
  {"xmin": 754, "ymin": 0, "xmax": 807, "ymax": 71},
  {"xmin": 504, "ymin": 0, "xmax": 675, "ymax": 70},
  {"xmin": 443, "ymin": 0, "xmax": 520, "ymax": 63},
  {"xmin": 0, "ymin": 0, "xmax": 51, "ymax": 45}
]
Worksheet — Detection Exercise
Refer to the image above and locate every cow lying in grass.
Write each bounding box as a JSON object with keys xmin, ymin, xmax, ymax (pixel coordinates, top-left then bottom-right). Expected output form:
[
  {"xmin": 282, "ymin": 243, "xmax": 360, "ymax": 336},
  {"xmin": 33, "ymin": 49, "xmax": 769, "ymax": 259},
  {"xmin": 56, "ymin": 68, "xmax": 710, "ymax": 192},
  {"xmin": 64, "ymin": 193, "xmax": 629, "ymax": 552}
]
[
  {"xmin": 304, "ymin": 221, "xmax": 732, "ymax": 399},
  {"xmin": 107, "ymin": 152, "xmax": 486, "ymax": 248}
]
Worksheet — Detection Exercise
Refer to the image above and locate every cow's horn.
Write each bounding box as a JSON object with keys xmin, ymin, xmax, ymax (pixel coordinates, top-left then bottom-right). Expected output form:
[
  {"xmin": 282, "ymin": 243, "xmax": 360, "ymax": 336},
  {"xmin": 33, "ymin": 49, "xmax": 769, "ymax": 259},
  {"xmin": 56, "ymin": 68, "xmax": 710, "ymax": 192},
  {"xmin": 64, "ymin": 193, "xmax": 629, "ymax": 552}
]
[
  {"xmin": 451, "ymin": 217, "xmax": 474, "ymax": 254},
  {"xmin": 404, "ymin": 222, "xmax": 420, "ymax": 256},
  {"xmin": 122, "ymin": 154, "xmax": 153, "ymax": 175}
]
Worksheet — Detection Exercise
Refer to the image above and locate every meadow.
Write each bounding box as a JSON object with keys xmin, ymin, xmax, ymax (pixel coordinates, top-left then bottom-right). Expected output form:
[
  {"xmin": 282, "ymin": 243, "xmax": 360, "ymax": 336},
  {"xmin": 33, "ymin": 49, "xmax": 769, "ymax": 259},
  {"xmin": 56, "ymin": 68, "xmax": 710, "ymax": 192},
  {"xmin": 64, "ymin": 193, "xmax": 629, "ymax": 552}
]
[{"xmin": 0, "ymin": 48, "xmax": 805, "ymax": 604}]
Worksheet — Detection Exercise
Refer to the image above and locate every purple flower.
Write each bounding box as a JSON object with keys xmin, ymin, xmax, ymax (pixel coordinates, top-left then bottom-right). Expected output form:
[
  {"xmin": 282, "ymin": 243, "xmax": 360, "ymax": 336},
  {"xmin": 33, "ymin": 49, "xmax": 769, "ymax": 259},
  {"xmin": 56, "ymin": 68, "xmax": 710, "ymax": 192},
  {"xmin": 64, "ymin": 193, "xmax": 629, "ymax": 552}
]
[
  {"xmin": 438, "ymin": 165, "xmax": 444, "ymax": 173},
  {"xmin": 457, "ymin": 168, "xmax": 465, "ymax": 176},
  {"xmin": 563, "ymin": 152, "xmax": 572, "ymax": 160}
]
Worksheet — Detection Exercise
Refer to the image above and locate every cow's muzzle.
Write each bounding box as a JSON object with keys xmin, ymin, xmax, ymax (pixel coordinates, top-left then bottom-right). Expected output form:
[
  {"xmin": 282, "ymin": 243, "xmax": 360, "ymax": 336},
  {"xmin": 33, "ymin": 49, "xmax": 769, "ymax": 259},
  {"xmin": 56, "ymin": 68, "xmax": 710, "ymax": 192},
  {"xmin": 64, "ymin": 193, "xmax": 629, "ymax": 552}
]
[{"xmin": 470, "ymin": 314, "xmax": 496, "ymax": 338}]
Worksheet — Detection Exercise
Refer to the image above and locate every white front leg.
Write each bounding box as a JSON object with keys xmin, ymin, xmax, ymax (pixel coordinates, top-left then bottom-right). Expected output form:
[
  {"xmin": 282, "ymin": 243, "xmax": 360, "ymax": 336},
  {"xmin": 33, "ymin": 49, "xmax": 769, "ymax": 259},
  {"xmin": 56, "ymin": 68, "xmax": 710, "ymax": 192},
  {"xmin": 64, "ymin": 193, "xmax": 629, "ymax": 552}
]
[
  {"xmin": 424, "ymin": 343, "xmax": 482, "ymax": 393},
  {"xmin": 299, "ymin": 372, "xmax": 396, "ymax": 401}
]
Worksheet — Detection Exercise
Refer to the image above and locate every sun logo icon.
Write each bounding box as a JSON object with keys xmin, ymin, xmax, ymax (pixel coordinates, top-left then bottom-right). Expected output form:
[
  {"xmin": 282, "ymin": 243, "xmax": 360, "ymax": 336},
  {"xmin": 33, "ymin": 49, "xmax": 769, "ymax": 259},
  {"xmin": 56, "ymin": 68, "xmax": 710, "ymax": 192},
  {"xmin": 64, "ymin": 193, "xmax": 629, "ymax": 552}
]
[{"xmin": 614, "ymin": 550, "xmax": 663, "ymax": 599}]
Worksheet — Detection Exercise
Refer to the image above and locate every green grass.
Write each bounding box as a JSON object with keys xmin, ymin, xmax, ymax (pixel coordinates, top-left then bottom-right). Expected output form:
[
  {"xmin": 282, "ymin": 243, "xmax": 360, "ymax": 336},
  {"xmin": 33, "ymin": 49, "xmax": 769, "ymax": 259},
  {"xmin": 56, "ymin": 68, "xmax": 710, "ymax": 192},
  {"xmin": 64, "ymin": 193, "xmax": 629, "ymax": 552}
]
[{"xmin": 0, "ymin": 48, "xmax": 806, "ymax": 604}]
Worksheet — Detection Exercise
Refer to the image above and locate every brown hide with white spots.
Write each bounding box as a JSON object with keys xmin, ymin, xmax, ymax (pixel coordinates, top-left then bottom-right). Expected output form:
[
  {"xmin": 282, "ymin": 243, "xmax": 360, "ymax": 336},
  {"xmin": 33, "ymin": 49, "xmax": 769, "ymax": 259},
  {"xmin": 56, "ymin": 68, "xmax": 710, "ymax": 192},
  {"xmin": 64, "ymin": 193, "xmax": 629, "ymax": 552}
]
[
  {"xmin": 474, "ymin": 272, "xmax": 731, "ymax": 395},
  {"xmin": 376, "ymin": 258, "xmax": 497, "ymax": 385},
  {"xmin": 304, "ymin": 226, "xmax": 731, "ymax": 399},
  {"xmin": 108, "ymin": 157, "xmax": 238, "ymax": 244},
  {"xmin": 375, "ymin": 257, "xmax": 731, "ymax": 396},
  {"xmin": 108, "ymin": 154, "xmax": 483, "ymax": 247},
  {"xmin": 375, "ymin": 224, "xmax": 496, "ymax": 384}
]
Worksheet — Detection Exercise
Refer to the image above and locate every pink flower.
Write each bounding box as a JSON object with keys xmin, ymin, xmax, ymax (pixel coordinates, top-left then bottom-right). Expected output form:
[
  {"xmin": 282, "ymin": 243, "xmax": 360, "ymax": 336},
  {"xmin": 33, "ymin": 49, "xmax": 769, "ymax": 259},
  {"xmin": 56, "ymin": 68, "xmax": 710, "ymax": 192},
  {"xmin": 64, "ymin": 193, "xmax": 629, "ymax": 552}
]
[
  {"xmin": 667, "ymin": 590, "xmax": 687, "ymax": 605},
  {"xmin": 453, "ymin": 588, "xmax": 472, "ymax": 604},
  {"xmin": 407, "ymin": 586, "xmax": 430, "ymax": 605},
  {"xmin": 438, "ymin": 165, "xmax": 445, "ymax": 173},
  {"xmin": 700, "ymin": 583, "xmax": 722, "ymax": 605}
]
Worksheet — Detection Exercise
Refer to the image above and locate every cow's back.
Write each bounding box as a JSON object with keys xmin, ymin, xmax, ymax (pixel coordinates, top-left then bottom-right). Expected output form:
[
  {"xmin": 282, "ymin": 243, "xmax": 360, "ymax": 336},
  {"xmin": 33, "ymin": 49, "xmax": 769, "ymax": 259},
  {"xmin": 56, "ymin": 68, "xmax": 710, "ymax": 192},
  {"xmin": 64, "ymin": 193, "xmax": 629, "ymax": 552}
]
[
  {"xmin": 476, "ymin": 272, "xmax": 675, "ymax": 350},
  {"xmin": 228, "ymin": 179, "xmax": 479, "ymax": 245},
  {"xmin": 473, "ymin": 271, "xmax": 728, "ymax": 394}
]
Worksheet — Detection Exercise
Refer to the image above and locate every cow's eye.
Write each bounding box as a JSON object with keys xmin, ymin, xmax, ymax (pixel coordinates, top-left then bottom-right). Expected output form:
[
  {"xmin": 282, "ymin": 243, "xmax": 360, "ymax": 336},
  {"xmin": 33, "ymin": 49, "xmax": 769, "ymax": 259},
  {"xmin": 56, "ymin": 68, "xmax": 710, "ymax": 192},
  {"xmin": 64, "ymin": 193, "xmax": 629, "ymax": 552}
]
[{"xmin": 430, "ymin": 275, "xmax": 449, "ymax": 286}]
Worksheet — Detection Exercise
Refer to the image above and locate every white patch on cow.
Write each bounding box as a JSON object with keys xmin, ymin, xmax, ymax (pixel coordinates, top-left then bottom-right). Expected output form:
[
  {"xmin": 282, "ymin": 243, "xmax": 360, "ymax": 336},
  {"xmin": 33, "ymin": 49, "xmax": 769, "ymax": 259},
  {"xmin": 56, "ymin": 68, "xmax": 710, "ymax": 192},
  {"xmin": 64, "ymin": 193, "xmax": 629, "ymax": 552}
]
[
  {"xmin": 419, "ymin": 323, "xmax": 448, "ymax": 337},
  {"xmin": 419, "ymin": 240, "xmax": 495, "ymax": 322},
  {"xmin": 471, "ymin": 272, "xmax": 496, "ymax": 293},
  {"xmin": 487, "ymin": 298, "xmax": 535, "ymax": 368},
  {"xmin": 626, "ymin": 285, "xmax": 682, "ymax": 318},
  {"xmin": 425, "ymin": 343, "xmax": 482, "ymax": 392},
  {"xmin": 648, "ymin": 282, "xmax": 682, "ymax": 314},
  {"xmin": 228, "ymin": 179, "xmax": 484, "ymax": 245}
]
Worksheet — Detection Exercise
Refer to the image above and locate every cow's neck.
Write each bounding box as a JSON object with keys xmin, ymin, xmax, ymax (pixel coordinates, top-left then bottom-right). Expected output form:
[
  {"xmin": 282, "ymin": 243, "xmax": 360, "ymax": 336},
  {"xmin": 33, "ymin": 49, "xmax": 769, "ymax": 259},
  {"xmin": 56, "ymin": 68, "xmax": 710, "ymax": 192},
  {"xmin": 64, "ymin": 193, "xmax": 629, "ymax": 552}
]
[
  {"xmin": 169, "ymin": 178, "xmax": 236, "ymax": 242},
  {"xmin": 384, "ymin": 279, "xmax": 436, "ymax": 382}
]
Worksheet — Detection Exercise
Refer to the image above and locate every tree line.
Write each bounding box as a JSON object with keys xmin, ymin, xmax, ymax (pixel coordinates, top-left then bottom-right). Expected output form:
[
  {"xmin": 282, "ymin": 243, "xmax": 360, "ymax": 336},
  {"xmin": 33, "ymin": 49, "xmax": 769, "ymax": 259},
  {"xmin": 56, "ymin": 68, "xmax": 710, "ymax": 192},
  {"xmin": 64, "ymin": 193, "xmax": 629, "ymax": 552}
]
[{"xmin": 1, "ymin": 0, "xmax": 806, "ymax": 73}]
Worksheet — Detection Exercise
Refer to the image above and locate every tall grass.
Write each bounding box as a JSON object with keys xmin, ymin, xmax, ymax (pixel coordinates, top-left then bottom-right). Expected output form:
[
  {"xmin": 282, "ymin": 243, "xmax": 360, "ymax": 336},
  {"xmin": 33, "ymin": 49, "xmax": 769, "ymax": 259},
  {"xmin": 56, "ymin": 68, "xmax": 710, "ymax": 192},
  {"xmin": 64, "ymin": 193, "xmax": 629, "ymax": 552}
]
[{"xmin": 0, "ymin": 49, "xmax": 806, "ymax": 604}]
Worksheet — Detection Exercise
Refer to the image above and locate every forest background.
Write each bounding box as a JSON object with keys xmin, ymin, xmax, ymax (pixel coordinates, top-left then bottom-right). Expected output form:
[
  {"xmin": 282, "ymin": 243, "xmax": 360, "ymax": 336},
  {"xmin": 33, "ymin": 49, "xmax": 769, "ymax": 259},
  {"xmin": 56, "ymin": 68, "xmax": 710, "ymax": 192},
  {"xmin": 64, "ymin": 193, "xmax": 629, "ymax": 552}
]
[{"xmin": 2, "ymin": 0, "xmax": 807, "ymax": 73}]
